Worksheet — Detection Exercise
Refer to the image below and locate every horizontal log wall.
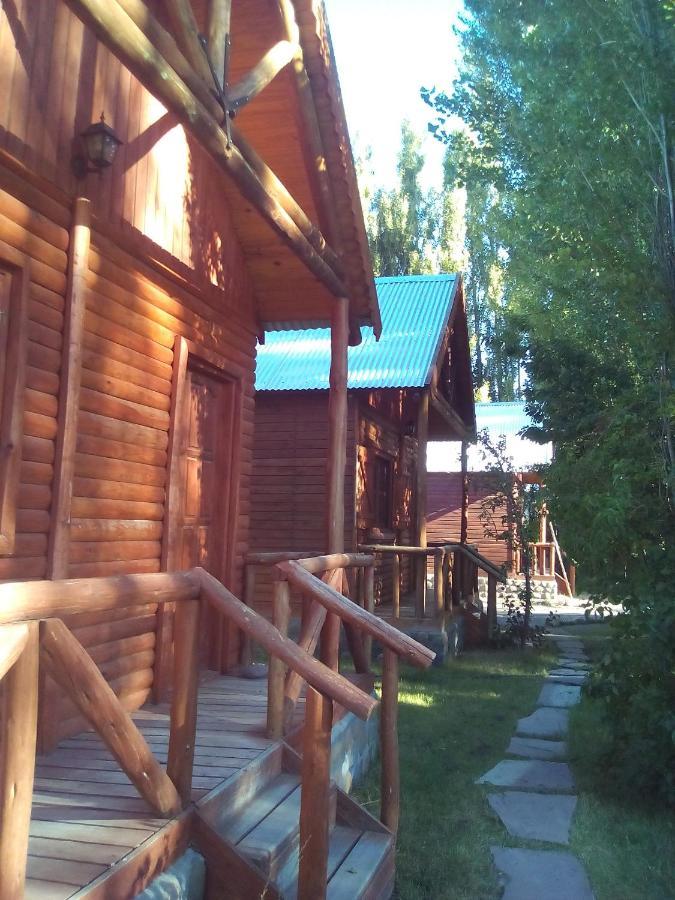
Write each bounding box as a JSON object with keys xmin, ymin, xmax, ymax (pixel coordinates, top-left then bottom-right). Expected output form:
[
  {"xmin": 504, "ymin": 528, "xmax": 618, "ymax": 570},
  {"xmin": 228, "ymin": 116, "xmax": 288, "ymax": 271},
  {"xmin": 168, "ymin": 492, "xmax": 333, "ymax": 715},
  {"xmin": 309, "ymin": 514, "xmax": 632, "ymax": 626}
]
[
  {"xmin": 249, "ymin": 392, "xmax": 356, "ymax": 618},
  {"xmin": 426, "ymin": 472, "xmax": 509, "ymax": 567},
  {"xmin": 0, "ymin": 1, "xmax": 258, "ymax": 745},
  {"xmin": 0, "ymin": 175, "xmax": 69, "ymax": 584}
]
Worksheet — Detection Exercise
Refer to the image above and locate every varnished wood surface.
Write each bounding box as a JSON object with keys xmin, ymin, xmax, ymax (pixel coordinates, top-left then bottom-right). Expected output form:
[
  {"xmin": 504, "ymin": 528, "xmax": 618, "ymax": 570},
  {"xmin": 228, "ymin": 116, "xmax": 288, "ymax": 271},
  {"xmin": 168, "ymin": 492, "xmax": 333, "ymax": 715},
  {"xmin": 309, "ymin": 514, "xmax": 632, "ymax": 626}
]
[{"xmin": 24, "ymin": 672, "xmax": 304, "ymax": 900}]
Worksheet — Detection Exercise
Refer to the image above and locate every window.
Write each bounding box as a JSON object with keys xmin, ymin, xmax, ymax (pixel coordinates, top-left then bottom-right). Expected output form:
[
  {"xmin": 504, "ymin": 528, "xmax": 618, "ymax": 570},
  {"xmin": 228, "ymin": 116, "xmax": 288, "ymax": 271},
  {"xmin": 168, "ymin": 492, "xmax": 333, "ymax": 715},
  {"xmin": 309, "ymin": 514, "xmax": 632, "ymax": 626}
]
[
  {"xmin": 373, "ymin": 455, "xmax": 393, "ymax": 529},
  {"xmin": 0, "ymin": 261, "xmax": 29, "ymax": 555}
]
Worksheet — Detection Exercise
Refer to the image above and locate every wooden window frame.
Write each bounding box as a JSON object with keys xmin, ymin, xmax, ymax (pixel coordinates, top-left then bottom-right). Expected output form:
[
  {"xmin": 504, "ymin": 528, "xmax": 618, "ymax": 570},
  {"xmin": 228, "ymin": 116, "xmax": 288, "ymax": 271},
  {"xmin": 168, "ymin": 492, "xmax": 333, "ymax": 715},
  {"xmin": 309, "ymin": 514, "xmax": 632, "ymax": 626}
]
[{"xmin": 0, "ymin": 259, "xmax": 29, "ymax": 556}]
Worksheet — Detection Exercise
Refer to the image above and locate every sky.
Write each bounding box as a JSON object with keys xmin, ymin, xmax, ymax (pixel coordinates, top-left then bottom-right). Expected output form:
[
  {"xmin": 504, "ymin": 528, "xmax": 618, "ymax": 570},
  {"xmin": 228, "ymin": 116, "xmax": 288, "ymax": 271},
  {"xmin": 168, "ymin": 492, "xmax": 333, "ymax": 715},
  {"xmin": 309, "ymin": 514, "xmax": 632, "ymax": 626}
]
[{"xmin": 324, "ymin": 0, "xmax": 464, "ymax": 192}]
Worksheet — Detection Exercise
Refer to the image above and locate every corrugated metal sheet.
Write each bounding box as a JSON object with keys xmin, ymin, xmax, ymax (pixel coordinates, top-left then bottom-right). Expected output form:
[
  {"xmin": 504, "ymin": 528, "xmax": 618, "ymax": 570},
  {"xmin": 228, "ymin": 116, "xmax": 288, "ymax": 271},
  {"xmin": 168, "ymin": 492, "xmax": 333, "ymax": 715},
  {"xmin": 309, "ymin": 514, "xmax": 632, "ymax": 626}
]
[
  {"xmin": 475, "ymin": 402, "xmax": 533, "ymax": 437},
  {"xmin": 255, "ymin": 274, "xmax": 458, "ymax": 391}
]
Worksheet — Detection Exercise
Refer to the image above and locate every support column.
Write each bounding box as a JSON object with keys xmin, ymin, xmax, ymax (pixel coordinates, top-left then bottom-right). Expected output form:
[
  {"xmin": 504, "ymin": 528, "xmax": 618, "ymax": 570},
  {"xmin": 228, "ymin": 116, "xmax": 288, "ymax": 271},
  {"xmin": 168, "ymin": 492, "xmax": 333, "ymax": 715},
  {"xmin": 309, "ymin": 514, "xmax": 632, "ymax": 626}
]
[
  {"xmin": 47, "ymin": 197, "xmax": 91, "ymax": 579},
  {"xmin": 415, "ymin": 392, "xmax": 429, "ymax": 616},
  {"xmin": 324, "ymin": 296, "xmax": 349, "ymax": 673},
  {"xmin": 326, "ymin": 297, "xmax": 349, "ymax": 555},
  {"xmin": 460, "ymin": 440, "xmax": 469, "ymax": 545}
]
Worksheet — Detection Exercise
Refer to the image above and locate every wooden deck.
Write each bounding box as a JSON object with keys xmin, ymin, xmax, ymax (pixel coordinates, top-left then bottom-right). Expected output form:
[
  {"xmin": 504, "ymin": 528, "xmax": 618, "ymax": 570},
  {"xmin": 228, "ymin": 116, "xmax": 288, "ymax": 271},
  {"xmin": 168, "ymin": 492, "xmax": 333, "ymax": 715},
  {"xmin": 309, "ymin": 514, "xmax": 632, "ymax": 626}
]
[{"xmin": 26, "ymin": 673, "xmax": 303, "ymax": 899}]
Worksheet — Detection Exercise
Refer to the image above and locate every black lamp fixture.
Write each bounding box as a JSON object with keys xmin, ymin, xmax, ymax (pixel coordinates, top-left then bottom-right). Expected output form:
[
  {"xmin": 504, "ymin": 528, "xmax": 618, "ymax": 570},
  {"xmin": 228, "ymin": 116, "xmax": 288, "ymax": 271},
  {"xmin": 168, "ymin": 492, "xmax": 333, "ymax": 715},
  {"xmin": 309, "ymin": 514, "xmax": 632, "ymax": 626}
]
[{"xmin": 72, "ymin": 113, "xmax": 123, "ymax": 178}]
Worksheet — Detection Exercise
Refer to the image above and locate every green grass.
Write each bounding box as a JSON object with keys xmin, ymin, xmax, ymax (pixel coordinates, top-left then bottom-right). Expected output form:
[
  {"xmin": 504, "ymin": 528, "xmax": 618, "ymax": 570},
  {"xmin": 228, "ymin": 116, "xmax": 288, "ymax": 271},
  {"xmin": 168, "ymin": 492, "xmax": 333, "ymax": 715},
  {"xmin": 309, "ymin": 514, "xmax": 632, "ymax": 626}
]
[
  {"xmin": 354, "ymin": 643, "xmax": 557, "ymax": 899},
  {"xmin": 566, "ymin": 624, "xmax": 675, "ymax": 900},
  {"xmin": 351, "ymin": 624, "xmax": 675, "ymax": 899}
]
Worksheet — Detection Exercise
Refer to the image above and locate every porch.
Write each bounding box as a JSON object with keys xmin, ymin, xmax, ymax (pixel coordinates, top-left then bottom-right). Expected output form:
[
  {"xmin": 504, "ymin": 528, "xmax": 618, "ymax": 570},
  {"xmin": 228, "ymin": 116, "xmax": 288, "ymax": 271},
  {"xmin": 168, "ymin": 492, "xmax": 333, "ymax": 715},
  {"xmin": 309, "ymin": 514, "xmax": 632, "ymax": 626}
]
[
  {"xmin": 1, "ymin": 556, "xmax": 433, "ymax": 899},
  {"xmin": 26, "ymin": 673, "xmax": 297, "ymax": 898}
]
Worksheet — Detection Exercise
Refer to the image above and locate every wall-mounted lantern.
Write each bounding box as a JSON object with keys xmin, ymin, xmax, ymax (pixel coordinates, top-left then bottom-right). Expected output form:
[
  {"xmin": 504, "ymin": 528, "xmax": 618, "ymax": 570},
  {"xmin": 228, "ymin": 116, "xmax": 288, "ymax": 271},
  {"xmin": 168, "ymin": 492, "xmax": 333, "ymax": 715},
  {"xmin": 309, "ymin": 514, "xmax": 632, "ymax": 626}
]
[{"xmin": 72, "ymin": 113, "xmax": 123, "ymax": 178}]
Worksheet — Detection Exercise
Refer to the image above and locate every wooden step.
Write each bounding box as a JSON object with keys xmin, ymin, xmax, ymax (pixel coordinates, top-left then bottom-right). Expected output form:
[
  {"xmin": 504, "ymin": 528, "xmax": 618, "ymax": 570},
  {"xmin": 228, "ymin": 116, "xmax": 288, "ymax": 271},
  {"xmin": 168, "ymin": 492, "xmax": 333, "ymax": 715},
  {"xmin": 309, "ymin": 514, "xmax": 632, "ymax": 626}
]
[
  {"xmin": 327, "ymin": 831, "xmax": 395, "ymax": 900},
  {"xmin": 278, "ymin": 824, "xmax": 362, "ymax": 900}
]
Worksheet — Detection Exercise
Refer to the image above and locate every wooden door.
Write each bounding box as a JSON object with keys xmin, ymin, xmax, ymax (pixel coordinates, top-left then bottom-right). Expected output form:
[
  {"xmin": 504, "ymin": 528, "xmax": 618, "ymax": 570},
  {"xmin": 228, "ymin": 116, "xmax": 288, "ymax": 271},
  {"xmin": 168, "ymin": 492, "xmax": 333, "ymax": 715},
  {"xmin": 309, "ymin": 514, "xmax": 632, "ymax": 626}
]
[{"xmin": 177, "ymin": 363, "xmax": 235, "ymax": 666}]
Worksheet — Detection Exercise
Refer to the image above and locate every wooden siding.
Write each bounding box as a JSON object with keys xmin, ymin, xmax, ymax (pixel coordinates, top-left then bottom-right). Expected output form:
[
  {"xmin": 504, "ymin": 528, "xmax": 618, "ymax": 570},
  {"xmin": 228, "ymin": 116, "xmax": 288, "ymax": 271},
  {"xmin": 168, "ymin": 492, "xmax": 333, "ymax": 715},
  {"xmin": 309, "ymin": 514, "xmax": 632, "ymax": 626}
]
[
  {"xmin": 249, "ymin": 392, "xmax": 356, "ymax": 617},
  {"xmin": 426, "ymin": 472, "xmax": 509, "ymax": 567},
  {"xmin": 250, "ymin": 390, "xmax": 423, "ymax": 615},
  {"xmin": 0, "ymin": 1, "xmax": 259, "ymax": 744}
]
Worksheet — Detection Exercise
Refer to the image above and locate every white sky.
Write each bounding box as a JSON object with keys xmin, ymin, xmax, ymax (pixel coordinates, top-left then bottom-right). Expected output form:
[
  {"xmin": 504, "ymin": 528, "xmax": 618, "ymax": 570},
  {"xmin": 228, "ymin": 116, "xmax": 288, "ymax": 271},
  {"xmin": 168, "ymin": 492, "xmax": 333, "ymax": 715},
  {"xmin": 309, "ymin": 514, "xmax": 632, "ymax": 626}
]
[{"xmin": 324, "ymin": 0, "xmax": 464, "ymax": 191}]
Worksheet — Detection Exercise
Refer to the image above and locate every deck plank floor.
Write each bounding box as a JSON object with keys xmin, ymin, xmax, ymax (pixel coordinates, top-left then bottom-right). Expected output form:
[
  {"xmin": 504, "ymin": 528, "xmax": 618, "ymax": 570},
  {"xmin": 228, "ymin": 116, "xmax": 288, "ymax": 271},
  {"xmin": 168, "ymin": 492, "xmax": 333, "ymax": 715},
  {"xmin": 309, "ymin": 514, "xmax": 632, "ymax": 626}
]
[{"xmin": 25, "ymin": 673, "xmax": 302, "ymax": 900}]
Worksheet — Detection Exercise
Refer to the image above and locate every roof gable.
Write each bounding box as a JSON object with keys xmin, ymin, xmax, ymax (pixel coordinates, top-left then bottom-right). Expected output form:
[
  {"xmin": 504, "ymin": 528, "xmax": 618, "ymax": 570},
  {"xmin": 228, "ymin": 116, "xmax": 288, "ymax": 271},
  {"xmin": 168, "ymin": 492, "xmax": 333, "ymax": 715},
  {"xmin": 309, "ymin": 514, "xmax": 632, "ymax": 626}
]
[{"xmin": 256, "ymin": 274, "xmax": 459, "ymax": 391}]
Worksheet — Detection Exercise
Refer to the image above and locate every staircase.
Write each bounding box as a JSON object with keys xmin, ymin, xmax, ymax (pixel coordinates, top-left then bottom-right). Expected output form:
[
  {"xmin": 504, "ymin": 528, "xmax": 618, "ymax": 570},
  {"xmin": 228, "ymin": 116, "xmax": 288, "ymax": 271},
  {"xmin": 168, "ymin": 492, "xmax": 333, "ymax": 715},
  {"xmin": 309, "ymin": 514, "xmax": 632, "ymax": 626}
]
[{"xmin": 196, "ymin": 744, "xmax": 395, "ymax": 899}]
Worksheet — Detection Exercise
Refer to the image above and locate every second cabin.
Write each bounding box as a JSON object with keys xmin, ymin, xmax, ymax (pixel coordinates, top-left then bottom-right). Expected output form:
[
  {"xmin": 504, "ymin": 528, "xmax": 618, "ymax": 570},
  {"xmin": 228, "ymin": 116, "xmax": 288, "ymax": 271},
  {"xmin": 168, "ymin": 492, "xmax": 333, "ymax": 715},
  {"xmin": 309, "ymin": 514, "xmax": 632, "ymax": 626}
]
[{"xmin": 250, "ymin": 273, "xmax": 475, "ymax": 618}]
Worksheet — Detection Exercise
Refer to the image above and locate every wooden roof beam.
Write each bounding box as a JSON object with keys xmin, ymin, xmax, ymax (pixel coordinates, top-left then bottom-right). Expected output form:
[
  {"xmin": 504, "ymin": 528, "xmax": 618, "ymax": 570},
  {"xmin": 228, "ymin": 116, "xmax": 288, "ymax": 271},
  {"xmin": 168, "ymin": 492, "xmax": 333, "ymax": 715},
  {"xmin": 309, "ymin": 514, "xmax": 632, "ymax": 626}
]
[
  {"xmin": 115, "ymin": 0, "xmax": 340, "ymax": 270},
  {"xmin": 65, "ymin": 0, "xmax": 348, "ymax": 297},
  {"xmin": 207, "ymin": 0, "xmax": 232, "ymax": 91},
  {"xmin": 229, "ymin": 40, "xmax": 300, "ymax": 110},
  {"xmin": 165, "ymin": 0, "xmax": 213, "ymax": 84}
]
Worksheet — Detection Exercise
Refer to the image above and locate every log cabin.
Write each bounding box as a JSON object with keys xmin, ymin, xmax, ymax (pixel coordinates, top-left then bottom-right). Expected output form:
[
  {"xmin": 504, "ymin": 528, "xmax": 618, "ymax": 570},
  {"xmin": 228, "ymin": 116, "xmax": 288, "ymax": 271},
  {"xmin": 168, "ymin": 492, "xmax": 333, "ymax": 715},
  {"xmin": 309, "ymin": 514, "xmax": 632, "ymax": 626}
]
[
  {"xmin": 427, "ymin": 401, "xmax": 576, "ymax": 603},
  {"xmin": 0, "ymin": 2, "xmax": 436, "ymax": 897},
  {"xmin": 249, "ymin": 273, "xmax": 477, "ymax": 628}
]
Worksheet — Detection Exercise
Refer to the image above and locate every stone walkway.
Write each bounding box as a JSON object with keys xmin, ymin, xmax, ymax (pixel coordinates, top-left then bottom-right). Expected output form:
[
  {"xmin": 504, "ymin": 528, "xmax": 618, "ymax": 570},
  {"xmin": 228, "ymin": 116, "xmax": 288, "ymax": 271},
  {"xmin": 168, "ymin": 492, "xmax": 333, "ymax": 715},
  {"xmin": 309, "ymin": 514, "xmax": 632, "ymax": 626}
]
[{"xmin": 476, "ymin": 634, "xmax": 595, "ymax": 899}]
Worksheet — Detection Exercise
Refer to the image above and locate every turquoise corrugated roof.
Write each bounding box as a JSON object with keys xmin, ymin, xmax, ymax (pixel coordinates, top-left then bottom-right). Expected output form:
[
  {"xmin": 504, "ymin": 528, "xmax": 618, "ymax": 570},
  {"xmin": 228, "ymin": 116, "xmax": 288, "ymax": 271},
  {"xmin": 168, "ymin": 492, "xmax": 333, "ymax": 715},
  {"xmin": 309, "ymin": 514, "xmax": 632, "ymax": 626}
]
[
  {"xmin": 256, "ymin": 274, "xmax": 459, "ymax": 391},
  {"xmin": 475, "ymin": 402, "xmax": 533, "ymax": 437}
]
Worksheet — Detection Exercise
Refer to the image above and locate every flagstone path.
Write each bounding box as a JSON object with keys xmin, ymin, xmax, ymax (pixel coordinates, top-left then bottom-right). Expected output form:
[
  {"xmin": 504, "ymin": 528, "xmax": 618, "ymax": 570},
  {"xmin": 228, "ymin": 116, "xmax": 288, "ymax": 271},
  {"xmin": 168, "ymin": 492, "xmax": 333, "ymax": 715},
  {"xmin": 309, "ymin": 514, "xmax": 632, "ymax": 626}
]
[{"xmin": 477, "ymin": 634, "xmax": 595, "ymax": 899}]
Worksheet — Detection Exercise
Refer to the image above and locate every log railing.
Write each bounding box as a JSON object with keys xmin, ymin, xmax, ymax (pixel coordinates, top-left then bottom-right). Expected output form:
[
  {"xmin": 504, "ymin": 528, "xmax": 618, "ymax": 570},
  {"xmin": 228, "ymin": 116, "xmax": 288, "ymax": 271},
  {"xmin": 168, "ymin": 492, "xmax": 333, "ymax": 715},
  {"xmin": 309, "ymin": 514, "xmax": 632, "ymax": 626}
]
[
  {"xmin": 270, "ymin": 554, "xmax": 434, "ymax": 896},
  {"xmin": 358, "ymin": 542, "xmax": 506, "ymax": 626},
  {"xmin": 0, "ymin": 567, "xmax": 386, "ymax": 898}
]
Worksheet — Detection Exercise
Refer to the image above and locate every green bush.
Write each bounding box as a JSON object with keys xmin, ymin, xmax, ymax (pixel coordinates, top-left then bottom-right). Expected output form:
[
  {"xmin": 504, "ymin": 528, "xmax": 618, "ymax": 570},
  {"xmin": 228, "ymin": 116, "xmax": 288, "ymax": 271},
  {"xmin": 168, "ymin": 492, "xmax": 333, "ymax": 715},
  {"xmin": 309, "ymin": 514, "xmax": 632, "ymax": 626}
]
[{"xmin": 587, "ymin": 575, "xmax": 675, "ymax": 805}]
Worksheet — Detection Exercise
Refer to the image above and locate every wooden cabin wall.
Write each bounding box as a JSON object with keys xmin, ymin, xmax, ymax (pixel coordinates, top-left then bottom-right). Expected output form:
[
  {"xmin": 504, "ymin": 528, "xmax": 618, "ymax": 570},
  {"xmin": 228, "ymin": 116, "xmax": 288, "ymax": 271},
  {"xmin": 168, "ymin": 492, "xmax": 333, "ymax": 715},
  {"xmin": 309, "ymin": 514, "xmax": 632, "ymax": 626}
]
[
  {"xmin": 426, "ymin": 472, "xmax": 509, "ymax": 567},
  {"xmin": 0, "ymin": 1, "xmax": 258, "ymax": 746},
  {"xmin": 250, "ymin": 392, "xmax": 357, "ymax": 617},
  {"xmin": 355, "ymin": 392, "xmax": 420, "ymax": 605},
  {"xmin": 250, "ymin": 388, "xmax": 423, "ymax": 615}
]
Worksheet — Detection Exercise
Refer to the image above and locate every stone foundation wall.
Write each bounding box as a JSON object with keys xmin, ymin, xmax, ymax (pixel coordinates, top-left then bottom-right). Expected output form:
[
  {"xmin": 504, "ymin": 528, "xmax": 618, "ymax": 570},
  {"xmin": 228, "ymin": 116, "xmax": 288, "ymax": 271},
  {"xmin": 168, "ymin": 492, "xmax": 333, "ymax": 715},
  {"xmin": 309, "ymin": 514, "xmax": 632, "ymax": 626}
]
[{"xmin": 478, "ymin": 575, "xmax": 557, "ymax": 606}]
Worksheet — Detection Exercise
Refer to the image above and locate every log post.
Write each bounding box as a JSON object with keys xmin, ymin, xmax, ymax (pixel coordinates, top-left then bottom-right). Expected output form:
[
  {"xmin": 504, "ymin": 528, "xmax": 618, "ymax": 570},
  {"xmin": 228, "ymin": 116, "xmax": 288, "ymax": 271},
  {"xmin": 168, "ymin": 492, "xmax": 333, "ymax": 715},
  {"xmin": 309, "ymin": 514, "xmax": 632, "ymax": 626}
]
[
  {"xmin": 452, "ymin": 551, "xmax": 460, "ymax": 604},
  {"xmin": 363, "ymin": 562, "xmax": 375, "ymax": 665},
  {"xmin": 487, "ymin": 574, "xmax": 497, "ymax": 642},
  {"xmin": 460, "ymin": 440, "xmax": 469, "ymax": 545},
  {"xmin": 240, "ymin": 563, "xmax": 256, "ymax": 666},
  {"xmin": 47, "ymin": 197, "xmax": 90, "ymax": 578},
  {"xmin": 326, "ymin": 297, "xmax": 349, "ymax": 555},
  {"xmin": 323, "ymin": 296, "xmax": 349, "ymax": 669},
  {"xmin": 167, "ymin": 598, "xmax": 202, "ymax": 806},
  {"xmin": 380, "ymin": 647, "xmax": 400, "ymax": 836},
  {"xmin": 298, "ymin": 687, "xmax": 332, "ymax": 900},
  {"xmin": 415, "ymin": 392, "xmax": 429, "ymax": 617},
  {"xmin": 442, "ymin": 550, "xmax": 451, "ymax": 611},
  {"xmin": 267, "ymin": 579, "xmax": 290, "ymax": 738},
  {"xmin": 433, "ymin": 549, "xmax": 444, "ymax": 618},
  {"xmin": 0, "ymin": 621, "xmax": 38, "ymax": 899},
  {"xmin": 392, "ymin": 552, "xmax": 400, "ymax": 620},
  {"xmin": 155, "ymin": 335, "xmax": 189, "ymax": 703},
  {"xmin": 41, "ymin": 619, "xmax": 181, "ymax": 816}
]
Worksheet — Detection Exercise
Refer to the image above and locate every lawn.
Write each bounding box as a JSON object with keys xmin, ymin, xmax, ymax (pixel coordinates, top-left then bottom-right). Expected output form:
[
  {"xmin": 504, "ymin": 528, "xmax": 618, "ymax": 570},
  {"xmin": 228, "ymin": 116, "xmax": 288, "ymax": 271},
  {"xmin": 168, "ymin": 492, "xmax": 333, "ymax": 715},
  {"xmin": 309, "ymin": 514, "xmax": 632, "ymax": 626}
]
[
  {"xmin": 354, "ymin": 642, "xmax": 558, "ymax": 899},
  {"xmin": 354, "ymin": 622, "xmax": 675, "ymax": 899}
]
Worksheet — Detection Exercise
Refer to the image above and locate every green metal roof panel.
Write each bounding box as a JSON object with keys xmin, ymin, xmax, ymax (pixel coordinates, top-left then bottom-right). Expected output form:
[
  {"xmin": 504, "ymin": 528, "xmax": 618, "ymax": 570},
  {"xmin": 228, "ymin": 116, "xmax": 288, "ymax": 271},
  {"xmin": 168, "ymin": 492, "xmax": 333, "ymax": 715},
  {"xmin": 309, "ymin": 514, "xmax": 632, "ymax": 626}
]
[
  {"xmin": 475, "ymin": 402, "xmax": 533, "ymax": 437},
  {"xmin": 256, "ymin": 274, "xmax": 458, "ymax": 391}
]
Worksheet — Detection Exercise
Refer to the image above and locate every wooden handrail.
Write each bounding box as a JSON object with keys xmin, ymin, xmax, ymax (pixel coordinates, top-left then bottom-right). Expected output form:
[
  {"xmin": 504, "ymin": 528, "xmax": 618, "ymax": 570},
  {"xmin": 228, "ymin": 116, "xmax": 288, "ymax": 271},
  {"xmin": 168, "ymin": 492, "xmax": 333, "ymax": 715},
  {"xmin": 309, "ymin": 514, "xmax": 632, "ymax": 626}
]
[
  {"xmin": 276, "ymin": 561, "xmax": 435, "ymax": 668},
  {"xmin": 0, "ymin": 571, "xmax": 199, "ymax": 625},
  {"xmin": 196, "ymin": 568, "xmax": 378, "ymax": 721},
  {"xmin": 295, "ymin": 552, "xmax": 374, "ymax": 574},
  {"xmin": 359, "ymin": 543, "xmax": 434, "ymax": 556},
  {"xmin": 0, "ymin": 622, "xmax": 30, "ymax": 680},
  {"xmin": 245, "ymin": 550, "xmax": 315, "ymax": 565},
  {"xmin": 442, "ymin": 543, "xmax": 506, "ymax": 583}
]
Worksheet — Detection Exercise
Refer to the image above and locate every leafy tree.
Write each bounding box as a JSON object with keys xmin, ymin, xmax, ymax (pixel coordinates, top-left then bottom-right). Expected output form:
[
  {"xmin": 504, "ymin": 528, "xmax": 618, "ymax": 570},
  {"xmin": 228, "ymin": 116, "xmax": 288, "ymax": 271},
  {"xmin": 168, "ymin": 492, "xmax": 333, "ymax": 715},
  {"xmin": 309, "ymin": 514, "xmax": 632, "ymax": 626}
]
[
  {"xmin": 366, "ymin": 120, "xmax": 436, "ymax": 276},
  {"xmin": 477, "ymin": 430, "xmax": 542, "ymax": 645},
  {"xmin": 425, "ymin": 0, "xmax": 675, "ymax": 801}
]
